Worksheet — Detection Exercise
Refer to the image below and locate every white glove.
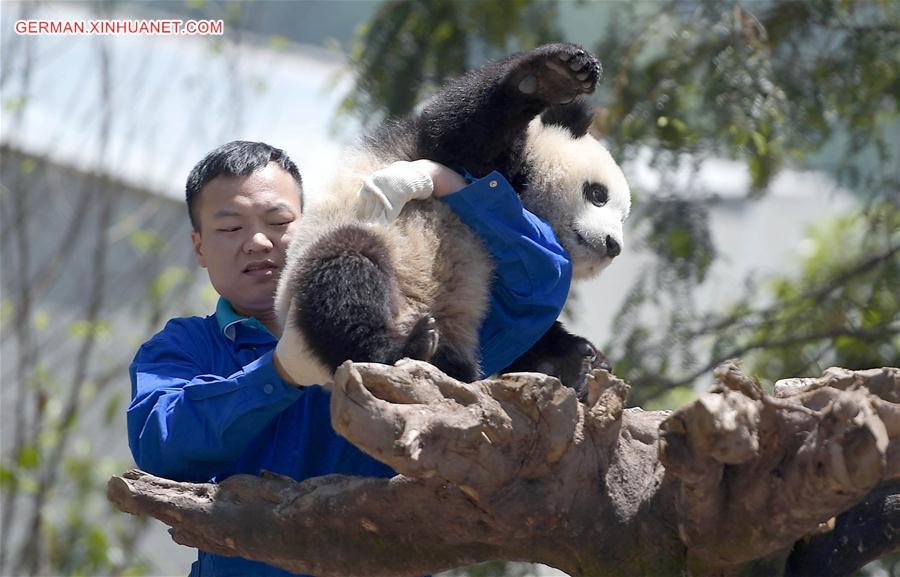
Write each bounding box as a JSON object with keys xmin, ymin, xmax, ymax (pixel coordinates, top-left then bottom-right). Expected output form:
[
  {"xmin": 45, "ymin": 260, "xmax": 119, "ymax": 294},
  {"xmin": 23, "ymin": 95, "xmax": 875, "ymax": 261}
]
[{"xmin": 356, "ymin": 161, "xmax": 434, "ymax": 224}]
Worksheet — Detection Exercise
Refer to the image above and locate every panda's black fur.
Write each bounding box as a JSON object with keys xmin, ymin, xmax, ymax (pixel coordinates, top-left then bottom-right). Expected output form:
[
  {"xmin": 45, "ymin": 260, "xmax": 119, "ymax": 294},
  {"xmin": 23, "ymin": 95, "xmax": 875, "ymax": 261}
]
[{"xmin": 275, "ymin": 43, "xmax": 630, "ymax": 395}]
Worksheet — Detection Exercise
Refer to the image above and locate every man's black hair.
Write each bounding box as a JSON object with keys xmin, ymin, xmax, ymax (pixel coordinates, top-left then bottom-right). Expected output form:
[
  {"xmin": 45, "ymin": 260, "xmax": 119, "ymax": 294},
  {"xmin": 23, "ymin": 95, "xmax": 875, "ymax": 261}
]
[{"xmin": 185, "ymin": 140, "xmax": 303, "ymax": 231}]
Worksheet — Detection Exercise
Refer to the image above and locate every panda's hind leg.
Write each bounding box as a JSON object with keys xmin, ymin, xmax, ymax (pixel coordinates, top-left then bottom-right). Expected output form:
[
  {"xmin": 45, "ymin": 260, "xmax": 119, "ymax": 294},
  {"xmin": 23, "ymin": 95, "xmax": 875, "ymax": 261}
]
[{"xmin": 290, "ymin": 225, "xmax": 438, "ymax": 372}]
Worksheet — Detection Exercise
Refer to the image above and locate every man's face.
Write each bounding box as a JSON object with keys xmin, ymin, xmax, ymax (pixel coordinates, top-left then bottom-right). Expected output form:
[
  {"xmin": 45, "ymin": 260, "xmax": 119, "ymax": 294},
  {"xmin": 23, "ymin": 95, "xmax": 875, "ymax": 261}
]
[{"xmin": 191, "ymin": 163, "xmax": 302, "ymax": 318}]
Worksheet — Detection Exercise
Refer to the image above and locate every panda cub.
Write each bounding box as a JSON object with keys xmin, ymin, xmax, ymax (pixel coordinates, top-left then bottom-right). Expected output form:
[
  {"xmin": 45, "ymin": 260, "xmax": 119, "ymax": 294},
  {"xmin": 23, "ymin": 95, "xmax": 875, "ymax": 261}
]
[{"xmin": 275, "ymin": 43, "xmax": 631, "ymax": 396}]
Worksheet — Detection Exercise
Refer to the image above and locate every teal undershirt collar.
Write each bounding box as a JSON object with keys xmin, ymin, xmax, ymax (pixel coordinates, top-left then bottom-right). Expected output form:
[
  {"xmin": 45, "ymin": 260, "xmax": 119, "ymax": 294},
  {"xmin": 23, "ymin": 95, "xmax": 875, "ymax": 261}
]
[{"xmin": 215, "ymin": 297, "xmax": 272, "ymax": 341}]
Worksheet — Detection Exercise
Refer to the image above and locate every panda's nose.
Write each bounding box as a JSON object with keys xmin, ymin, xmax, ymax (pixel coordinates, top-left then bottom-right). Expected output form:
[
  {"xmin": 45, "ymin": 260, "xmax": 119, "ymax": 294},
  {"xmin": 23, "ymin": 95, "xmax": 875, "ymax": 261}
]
[{"xmin": 605, "ymin": 236, "xmax": 621, "ymax": 258}]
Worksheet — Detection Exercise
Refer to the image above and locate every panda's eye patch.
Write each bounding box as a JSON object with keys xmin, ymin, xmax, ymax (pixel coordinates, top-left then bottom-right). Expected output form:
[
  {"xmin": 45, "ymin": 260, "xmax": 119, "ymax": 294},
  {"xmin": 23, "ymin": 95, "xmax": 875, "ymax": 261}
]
[{"xmin": 583, "ymin": 182, "xmax": 609, "ymax": 207}]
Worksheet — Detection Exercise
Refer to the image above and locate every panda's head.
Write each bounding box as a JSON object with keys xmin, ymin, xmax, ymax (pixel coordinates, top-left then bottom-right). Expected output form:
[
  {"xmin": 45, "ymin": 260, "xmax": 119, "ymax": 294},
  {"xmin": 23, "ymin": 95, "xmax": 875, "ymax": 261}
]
[{"xmin": 521, "ymin": 101, "xmax": 631, "ymax": 279}]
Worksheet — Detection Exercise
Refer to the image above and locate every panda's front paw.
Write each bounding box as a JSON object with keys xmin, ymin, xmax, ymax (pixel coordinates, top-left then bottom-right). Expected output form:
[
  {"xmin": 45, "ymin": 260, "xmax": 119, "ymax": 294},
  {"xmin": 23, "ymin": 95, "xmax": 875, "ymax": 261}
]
[
  {"xmin": 563, "ymin": 339, "xmax": 613, "ymax": 401},
  {"xmin": 400, "ymin": 315, "xmax": 440, "ymax": 363},
  {"xmin": 502, "ymin": 328, "xmax": 613, "ymax": 402},
  {"xmin": 509, "ymin": 43, "xmax": 602, "ymax": 104}
]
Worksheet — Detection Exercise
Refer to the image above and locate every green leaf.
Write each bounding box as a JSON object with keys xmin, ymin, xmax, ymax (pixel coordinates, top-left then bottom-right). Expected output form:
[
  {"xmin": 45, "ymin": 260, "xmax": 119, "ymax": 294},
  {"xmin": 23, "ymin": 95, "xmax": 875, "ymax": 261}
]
[
  {"xmin": 433, "ymin": 21, "xmax": 455, "ymax": 44},
  {"xmin": 751, "ymin": 131, "xmax": 768, "ymax": 155},
  {"xmin": 34, "ymin": 310, "xmax": 50, "ymax": 333},
  {"xmin": 0, "ymin": 298, "xmax": 14, "ymax": 325},
  {"xmin": 87, "ymin": 526, "xmax": 110, "ymax": 568},
  {"xmin": 37, "ymin": 427, "xmax": 61, "ymax": 451},
  {"xmin": 3, "ymin": 96, "xmax": 26, "ymax": 112},
  {"xmin": 201, "ymin": 285, "xmax": 219, "ymax": 307},
  {"xmin": 0, "ymin": 465, "xmax": 16, "ymax": 489},
  {"xmin": 128, "ymin": 230, "xmax": 165, "ymax": 255},
  {"xmin": 68, "ymin": 320, "xmax": 111, "ymax": 340},
  {"xmin": 267, "ymin": 35, "xmax": 291, "ymax": 51},
  {"xmin": 645, "ymin": 386, "xmax": 696, "ymax": 411},
  {"xmin": 670, "ymin": 118, "xmax": 688, "ymax": 133},
  {"xmin": 666, "ymin": 227, "xmax": 693, "ymax": 259},
  {"xmin": 150, "ymin": 266, "xmax": 190, "ymax": 302},
  {"xmin": 207, "ymin": 39, "xmax": 223, "ymax": 55},
  {"xmin": 29, "ymin": 362, "xmax": 58, "ymax": 396},
  {"xmin": 104, "ymin": 393, "xmax": 123, "ymax": 426},
  {"xmin": 17, "ymin": 445, "xmax": 39, "ymax": 469},
  {"xmin": 79, "ymin": 381, "xmax": 97, "ymax": 404},
  {"xmin": 20, "ymin": 157, "xmax": 37, "ymax": 175},
  {"xmin": 18, "ymin": 475, "xmax": 38, "ymax": 494},
  {"xmin": 223, "ymin": 3, "xmax": 242, "ymax": 23}
]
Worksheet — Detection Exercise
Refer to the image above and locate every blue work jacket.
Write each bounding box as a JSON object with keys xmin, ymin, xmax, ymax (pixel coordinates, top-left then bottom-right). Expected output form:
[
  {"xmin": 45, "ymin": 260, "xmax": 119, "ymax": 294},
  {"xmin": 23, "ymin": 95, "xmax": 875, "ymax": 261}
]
[{"xmin": 128, "ymin": 171, "xmax": 571, "ymax": 576}]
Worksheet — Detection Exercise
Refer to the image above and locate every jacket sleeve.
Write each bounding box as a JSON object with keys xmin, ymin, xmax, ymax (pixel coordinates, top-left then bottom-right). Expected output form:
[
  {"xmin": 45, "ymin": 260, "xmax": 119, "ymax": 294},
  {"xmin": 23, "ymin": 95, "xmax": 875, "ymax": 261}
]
[
  {"xmin": 440, "ymin": 171, "xmax": 572, "ymax": 377},
  {"xmin": 127, "ymin": 320, "xmax": 302, "ymax": 482}
]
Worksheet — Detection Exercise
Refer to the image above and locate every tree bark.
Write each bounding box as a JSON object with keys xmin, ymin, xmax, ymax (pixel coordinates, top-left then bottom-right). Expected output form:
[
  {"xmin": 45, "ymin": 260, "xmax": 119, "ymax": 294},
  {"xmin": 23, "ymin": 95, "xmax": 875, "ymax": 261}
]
[{"xmin": 108, "ymin": 361, "xmax": 900, "ymax": 577}]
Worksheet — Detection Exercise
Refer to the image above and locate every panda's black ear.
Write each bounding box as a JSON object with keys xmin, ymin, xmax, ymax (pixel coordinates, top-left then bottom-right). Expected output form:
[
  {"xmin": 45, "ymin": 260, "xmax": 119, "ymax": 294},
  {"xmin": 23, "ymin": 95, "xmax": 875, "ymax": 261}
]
[{"xmin": 540, "ymin": 99, "xmax": 594, "ymax": 138}]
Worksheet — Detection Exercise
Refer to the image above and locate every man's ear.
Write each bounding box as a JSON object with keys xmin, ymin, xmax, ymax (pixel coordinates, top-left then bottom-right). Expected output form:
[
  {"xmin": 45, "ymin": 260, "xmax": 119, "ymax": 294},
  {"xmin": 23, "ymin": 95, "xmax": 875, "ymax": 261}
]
[{"xmin": 191, "ymin": 230, "xmax": 207, "ymax": 268}]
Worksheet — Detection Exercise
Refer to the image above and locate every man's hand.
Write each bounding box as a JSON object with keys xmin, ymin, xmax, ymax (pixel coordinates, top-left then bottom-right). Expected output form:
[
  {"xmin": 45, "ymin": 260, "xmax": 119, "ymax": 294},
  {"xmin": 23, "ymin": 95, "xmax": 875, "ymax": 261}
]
[
  {"xmin": 356, "ymin": 161, "xmax": 434, "ymax": 224},
  {"xmin": 356, "ymin": 160, "xmax": 468, "ymax": 224}
]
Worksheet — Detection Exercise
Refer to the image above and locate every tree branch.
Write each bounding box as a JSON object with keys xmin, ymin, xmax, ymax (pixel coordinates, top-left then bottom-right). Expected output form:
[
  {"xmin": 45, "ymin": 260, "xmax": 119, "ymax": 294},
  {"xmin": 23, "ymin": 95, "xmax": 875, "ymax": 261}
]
[
  {"xmin": 669, "ymin": 325, "xmax": 900, "ymax": 389},
  {"xmin": 685, "ymin": 245, "xmax": 900, "ymax": 340},
  {"xmin": 660, "ymin": 364, "xmax": 899, "ymax": 573},
  {"xmin": 108, "ymin": 362, "xmax": 899, "ymax": 577}
]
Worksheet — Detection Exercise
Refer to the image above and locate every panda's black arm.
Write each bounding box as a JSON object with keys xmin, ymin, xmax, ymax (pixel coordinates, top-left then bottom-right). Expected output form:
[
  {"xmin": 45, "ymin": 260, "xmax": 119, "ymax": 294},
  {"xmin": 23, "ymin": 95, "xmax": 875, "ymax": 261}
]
[
  {"xmin": 415, "ymin": 43, "xmax": 601, "ymax": 178},
  {"xmin": 500, "ymin": 321, "xmax": 611, "ymax": 400}
]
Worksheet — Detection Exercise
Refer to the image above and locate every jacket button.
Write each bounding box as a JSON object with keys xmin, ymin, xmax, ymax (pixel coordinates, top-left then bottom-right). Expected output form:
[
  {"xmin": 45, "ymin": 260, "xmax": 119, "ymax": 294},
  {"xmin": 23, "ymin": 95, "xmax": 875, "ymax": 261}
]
[
  {"xmin": 489, "ymin": 180, "xmax": 498, "ymax": 188},
  {"xmin": 263, "ymin": 384, "xmax": 274, "ymax": 394}
]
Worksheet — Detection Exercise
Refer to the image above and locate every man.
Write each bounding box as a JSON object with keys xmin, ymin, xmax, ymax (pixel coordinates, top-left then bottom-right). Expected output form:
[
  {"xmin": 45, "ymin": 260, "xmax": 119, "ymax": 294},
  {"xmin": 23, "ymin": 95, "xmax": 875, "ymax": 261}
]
[{"xmin": 128, "ymin": 140, "xmax": 571, "ymax": 576}]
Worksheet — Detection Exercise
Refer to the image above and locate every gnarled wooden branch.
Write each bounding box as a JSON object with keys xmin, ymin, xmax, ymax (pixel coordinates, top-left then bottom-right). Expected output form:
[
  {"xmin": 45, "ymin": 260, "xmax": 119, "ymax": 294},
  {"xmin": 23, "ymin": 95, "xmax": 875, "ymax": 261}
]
[{"xmin": 108, "ymin": 361, "xmax": 900, "ymax": 577}]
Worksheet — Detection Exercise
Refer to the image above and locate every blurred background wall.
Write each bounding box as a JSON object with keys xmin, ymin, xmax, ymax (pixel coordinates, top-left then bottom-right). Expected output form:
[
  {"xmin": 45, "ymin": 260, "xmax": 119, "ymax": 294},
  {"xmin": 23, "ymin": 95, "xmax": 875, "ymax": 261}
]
[{"xmin": 1, "ymin": 1, "xmax": 896, "ymax": 575}]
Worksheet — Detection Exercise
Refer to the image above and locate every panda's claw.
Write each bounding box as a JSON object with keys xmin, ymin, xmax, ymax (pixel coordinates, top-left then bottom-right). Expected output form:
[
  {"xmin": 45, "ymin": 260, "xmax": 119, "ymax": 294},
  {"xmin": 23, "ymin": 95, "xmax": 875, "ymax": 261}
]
[
  {"xmin": 401, "ymin": 315, "xmax": 440, "ymax": 362},
  {"xmin": 576, "ymin": 341, "xmax": 595, "ymax": 358}
]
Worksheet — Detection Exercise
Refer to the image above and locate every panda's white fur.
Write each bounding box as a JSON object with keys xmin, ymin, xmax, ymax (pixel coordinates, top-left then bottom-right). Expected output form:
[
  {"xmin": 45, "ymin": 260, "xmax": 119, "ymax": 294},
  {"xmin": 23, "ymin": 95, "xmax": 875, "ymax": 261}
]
[
  {"xmin": 521, "ymin": 118, "xmax": 631, "ymax": 279},
  {"xmin": 274, "ymin": 115, "xmax": 630, "ymax": 385}
]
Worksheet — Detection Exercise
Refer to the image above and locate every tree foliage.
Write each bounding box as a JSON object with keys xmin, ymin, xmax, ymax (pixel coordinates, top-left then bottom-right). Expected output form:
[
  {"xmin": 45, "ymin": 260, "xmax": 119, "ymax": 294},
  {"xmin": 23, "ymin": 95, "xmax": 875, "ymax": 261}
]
[
  {"xmin": 0, "ymin": 2, "xmax": 230, "ymax": 574},
  {"xmin": 340, "ymin": 0, "xmax": 561, "ymax": 121},
  {"xmin": 594, "ymin": 0, "xmax": 899, "ymax": 403}
]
